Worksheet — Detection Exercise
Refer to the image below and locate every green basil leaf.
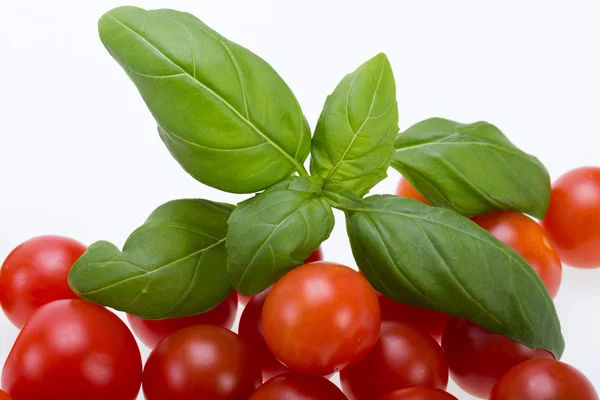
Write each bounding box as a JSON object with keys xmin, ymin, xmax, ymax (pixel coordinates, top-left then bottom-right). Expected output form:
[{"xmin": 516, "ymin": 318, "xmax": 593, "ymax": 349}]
[
  {"xmin": 392, "ymin": 118, "xmax": 551, "ymax": 218},
  {"xmin": 322, "ymin": 182, "xmax": 365, "ymax": 210},
  {"xmin": 310, "ymin": 53, "xmax": 398, "ymax": 196},
  {"xmin": 68, "ymin": 199, "xmax": 233, "ymax": 319},
  {"xmin": 227, "ymin": 177, "xmax": 334, "ymax": 295},
  {"xmin": 99, "ymin": 7, "xmax": 311, "ymax": 193},
  {"xmin": 345, "ymin": 195, "xmax": 564, "ymax": 358}
]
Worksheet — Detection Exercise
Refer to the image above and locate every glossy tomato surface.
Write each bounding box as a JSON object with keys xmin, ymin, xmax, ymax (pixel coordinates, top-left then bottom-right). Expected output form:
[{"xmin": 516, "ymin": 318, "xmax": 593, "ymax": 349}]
[
  {"xmin": 2, "ymin": 299, "xmax": 142, "ymax": 400},
  {"xmin": 377, "ymin": 292, "xmax": 449, "ymax": 341},
  {"xmin": 238, "ymin": 287, "xmax": 289, "ymax": 380},
  {"xmin": 340, "ymin": 322, "xmax": 448, "ymax": 400},
  {"xmin": 142, "ymin": 325, "xmax": 261, "ymax": 400},
  {"xmin": 249, "ymin": 373, "xmax": 347, "ymax": 400},
  {"xmin": 0, "ymin": 236, "xmax": 86, "ymax": 328},
  {"xmin": 474, "ymin": 211, "xmax": 562, "ymax": 298},
  {"xmin": 379, "ymin": 387, "xmax": 458, "ymax": 400},
  {"xmin": 442, "ymin": 317, "xmax": 554, "ymax": 399},
  {"xmin": 396, "ymin": 178, "xmax": 429, "ymax": 205},
  {"xmin": 490, "ymin": 359, "xmax": 598, "ymax": 400},
  {"xmin": 542, "ymin": 167, "xmax": 600, "ymax": 268},
  {"xmin": 0, "ymin": 390, "xmax": 12, "ymax": 400},
  {"xmin": 127, "ymin": 291, "xmax": 237, "ymax": 348},
  {"xmin": 262, "ymin": 262, "xmax": 380, "ymax": 376}
]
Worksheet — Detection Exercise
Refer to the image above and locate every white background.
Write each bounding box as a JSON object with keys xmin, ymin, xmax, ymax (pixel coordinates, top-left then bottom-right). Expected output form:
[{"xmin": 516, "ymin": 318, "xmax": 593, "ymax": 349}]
[{"xmin": 1, "ymin": 1, "xmax": 599, "ymax": 399}]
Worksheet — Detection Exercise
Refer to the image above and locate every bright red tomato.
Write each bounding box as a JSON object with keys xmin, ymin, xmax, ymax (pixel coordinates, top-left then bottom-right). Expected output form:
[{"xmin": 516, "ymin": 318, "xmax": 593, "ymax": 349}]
[
  {"xmin": 377, "ymin": 292, "xmax": 450, "ymax": 341},
  {"xmin": 142, "ymin": 325, "xmax": 261, "ymax": 400},
  {"xmin": 379, "ymin": 387, "xmax": 458, "ymax": 400},
  {"xmin": 0, "ymin": 390, "xmax": 12, "ymax": 400},
  {"xmin": 542, "ymin": 167, "xmax": 600, "ymax": 268},
  {"xmin": 442, "ymin": 317, "xmax": 554, "ymax": 399},
  {"xmin": 249, "ymin": 373, "xmax": 347, "ymax": 400},
  {"xmin": 490, "ymin": 359, "xmax": 598, "ymax": 400},
  {"xmin": 262, "ymin": 263, "xmax": 380, "ymax": 376},
  {"xmin": 396, "ymin": 178, "xmax": 429, "ymax": 205},
  {"xmin": 340, "ymin": 322, "xmax": 448, "ymax": 400},
  {"xmin": 127, "ymin": 291, "xmax": 237, "ymax": 348},
  {"xmin": 238, "ymin": 287, "xmax": 289, "ymax": 380},
  {"xmin": 0, "ymin": 236, "xmax": 86, "ymax": 328},
  {"xmin": 2, "ymin": 299, "xmax": 142, "ymax": 400},
  {"xmin": 473, "ymin": 211, "xmax": 562, "ymax": 298}
]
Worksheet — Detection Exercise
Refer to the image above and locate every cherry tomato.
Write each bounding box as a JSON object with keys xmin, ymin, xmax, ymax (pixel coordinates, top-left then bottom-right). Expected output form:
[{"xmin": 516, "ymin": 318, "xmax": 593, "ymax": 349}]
[
  {"xmin": 249, "ymin": 373, "xmax": 347, "ymax": 400},
  {"xmin": 143, "ymin": 325, "xmax": 261, "ymax": 400},
  {"xmin": 127, "ymin": 291, "xmax": 237, "ymax": 348},
  {"xmin": 239, "ymin": 287, "xmax": 289, "ymax": 380},
  {"xmin": 441, "ymin": 317, "xmax": 554, "ymax": 399},
  {"xmin": 0, "ymin": 390, "xmax": 12, "ymax": 400},
  {"xmin": 340, "ymin": 322, "xmax": 448, "ymax": 400},
  {"xmin": 379, "ymin": 387, "xmax": 458, "ymax": 400},
  {"xmin": 490, "ymin": 359, "xmax": 598, "ymax": 400},
  {"xmin": 2, "ymin": 299, "xmax": 142, "ymax": 400},
  {"xmin": 396, "ymin": 178, "xmax": 429, "ymax": 205},
  {"xmin": 377, "ymin": 292, "xmax": 450, "ymax": 341},
  {"xmin": 473, "ymin": 211, "xmax": 562, "ymax": 298},
  {"xmin": 0, "ymin": 236, "xmax": 86, "ymax": 328},
  {"xmin": 542, "ymin": 167, "xmax": 600, "ymax": 268},
  {"xmin": 262, "ymin": 263, "xmax": 380, "ymax": 376},
  {"xmin": 238, "ymin": 248, "xmax": 324, "ymax": 307}
]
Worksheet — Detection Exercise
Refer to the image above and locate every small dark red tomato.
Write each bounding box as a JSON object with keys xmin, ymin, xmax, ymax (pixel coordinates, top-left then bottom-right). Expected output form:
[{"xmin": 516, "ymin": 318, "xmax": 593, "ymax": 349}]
[
  {"xmin": 142, "ymin": 325, "xmax": 262, "ymax": 400},
  {"xmin": 127, "ymin": 291, "xmax": 238, "ymax": 348},
  {"xmin": 238, "ymin": 248, "xmax": 324, "ymax": 307},
  {"xmin": 0, "ymin": 390, "xmax": 12, "ymax": 400},
  {"xmin": 396, "ymin": 179, "xmax": 429, "ymax": 205},
  {"xmin": 473, "ymin": 211, "xmax": 562, "ymax": 298},
  {"xmin": 0, "ymin": 236, "xmax": 86, "ymax": 328},
  {"xmin": 249, "ymin": 373, "xmax": 347, "ymax": 400},
  {"xmin": 376, "ymin": 292, "xmax": 450, "ymax": 341},
  {"xmin": 490, "ymin": 359, "xmax": 598, "ymax": 400},
  {"xmin": 262, "ymin": 263, "xmax": 380, "ymax": 376},
  {"xmin": 542, "ymin": 167, "xmax": 600, "ymax": 268},
  {"xmin": 238, "ymin": 287, "xmax": 289, "ymax": 380},
  {"xmin": 2, "ymin": 299, "xmax": 142, "ymax": 400},
  {"xmin": 442, "ymin": 318, "xmax": 554, "ymax": 399},
  {"xmin": 340, "ymin": 322, "xmax": 448, "ymax": 400},
  {"xmin": 379, "ymin": 387, "xmax": 458, "ymax": 400}
]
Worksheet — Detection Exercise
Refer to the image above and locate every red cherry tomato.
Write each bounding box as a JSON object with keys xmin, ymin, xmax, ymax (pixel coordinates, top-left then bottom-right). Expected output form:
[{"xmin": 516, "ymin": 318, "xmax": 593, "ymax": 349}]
[
  {"xmin": 249, "ymin": 373, "xmax": 347, "ymax": 400},
  {"xmin": 239, "ymin": 287, "xmax": 289, "ymax": 380},
  {"xmin": 340, "ymin": 322, "xmax": 448, "ymax": 400},
  {"xmin": 142, "ymin": 325, "xmax": 261, "ymax": 400},
  {"xmin": 473, "ymin": 211, "xmax": 562, "ymax": 298},
  {"xmin": 441, "ymin": 317, "xmax": 554, "ymax": 399},
  {"xmin": 542, "ymin": 167, "xmax": 600, "ymax": 268},
  {"xmin": 0, "ymin": 236, "xmax": 86, "ymax": 328},
  {"xmin": 490, "ymin": 359, "xmax": 598, "ymax": 400},
  {"xmin": 379, "ymin": 387, "xmax": 458, "ymax": 400},
  {"xmin": 2, "ymin": 299, "xmax": 142, "ymax": 400},
  {"xmin": 262, "ymin": 263, "xmax": 380, "ymax": 376},
  {"xmin": 127, "ymin": 291, "xmax": 237, "ymax": 348},
  {"xmin": 0, "ymin": 390, "xmax": 12, "ymax": 400},
  {"xmin": 396, "ymin": 179, "xmax": 429, "ymax": 205},
  {"xmin": 377, "ymin": 292, "xmax": 450, "ymax": 341}
]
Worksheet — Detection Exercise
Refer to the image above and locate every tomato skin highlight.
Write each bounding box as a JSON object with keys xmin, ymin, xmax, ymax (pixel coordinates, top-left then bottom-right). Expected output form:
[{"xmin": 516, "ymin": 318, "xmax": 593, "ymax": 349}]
[
  {"xmin": 542, "ymin": 167, "xmax": 600, "ymax": 268},
  {"xmin": 142, "ymin": 325, "xmax": 261, "ymax": 400},
  {"xmin": 238, "ymin": 287, "xmax": 289, "ymax": 380},
  {"xmin": 376, "ymin": 292, "xmax": 450, "ymax": 341},
  {"xmin": 1, "ymin": 299, "xmax": 142, "ymax": 400},
  {"xmin": 0, "ymin": 390, "xmax": 12, "ymax": 400},
  {"xmin": 378, "ymin": 387, "xmax": 458, "ymax": 400},
  {"xmin": 396, "ymin": 178, "xmax": 429, "ymax": 205},
  {"xmin": 262, "ymin": 262, "xmax": 380, "ymax": 376},
  {"xmin": 249, "ymin": 373, "xmax": 347, "ymax": 400},
  {"xmin": 0, "ymin": 236, "xmax": 86, "ymax": 328},
  {"xmin": 490, "ymin": 359, "xmax": 598, "ymax": 400},
  {"xmin": 442, "ymin": 317, "xmax": 554, "ymax": 399},
  {"xmin": 127, "ymin": 291, "xmax": 237, "ymax": 348},
  {"xmin": 340, "ymin": 322, "xmax": 448, "ymax": 400},
  {"xmin": 473, "ymin": 211, "xmax": 562, "ymax": 298}
]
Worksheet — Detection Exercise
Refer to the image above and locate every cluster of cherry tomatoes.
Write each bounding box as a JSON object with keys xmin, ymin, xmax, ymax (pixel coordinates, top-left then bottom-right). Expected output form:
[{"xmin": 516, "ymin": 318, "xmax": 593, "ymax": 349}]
[{"xmin": 0, "ymin": 166, "xmax": 598, "ymax": 400}]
